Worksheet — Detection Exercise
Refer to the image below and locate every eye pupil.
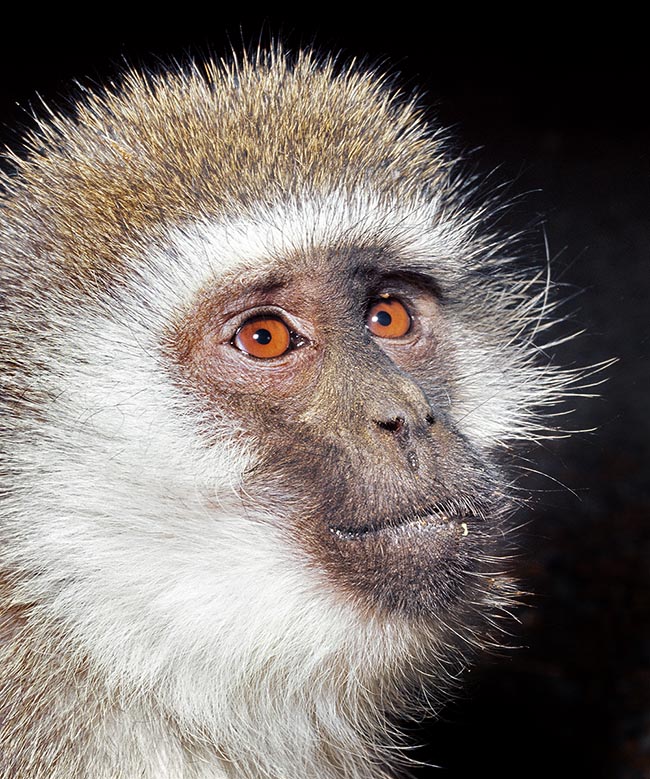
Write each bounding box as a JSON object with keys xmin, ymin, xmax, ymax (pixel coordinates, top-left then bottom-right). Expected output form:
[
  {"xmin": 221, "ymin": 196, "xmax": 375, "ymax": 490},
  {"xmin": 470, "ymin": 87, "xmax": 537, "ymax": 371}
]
[
  {"xmin": 253, "ymin": 328, "xmax": 272, "ymax": 345},
  {"xmin": 373, "ymin": 311, "xmax": 392, "ymax": 327}
]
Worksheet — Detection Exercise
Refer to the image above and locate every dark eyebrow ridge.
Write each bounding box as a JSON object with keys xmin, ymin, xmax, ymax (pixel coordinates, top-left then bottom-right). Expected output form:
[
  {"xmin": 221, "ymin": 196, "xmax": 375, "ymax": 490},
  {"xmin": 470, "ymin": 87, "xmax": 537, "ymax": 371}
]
[{"xmin": 354, "ymin": 264, "xmax": 444, "ymax": 300}]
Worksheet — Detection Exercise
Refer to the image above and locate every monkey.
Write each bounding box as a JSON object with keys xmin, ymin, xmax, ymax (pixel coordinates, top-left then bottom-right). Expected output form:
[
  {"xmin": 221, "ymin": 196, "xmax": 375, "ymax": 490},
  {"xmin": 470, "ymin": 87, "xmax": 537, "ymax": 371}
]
[{"xmin": 0, "ymin": 48, "xmax": 582, "ymax": 779}]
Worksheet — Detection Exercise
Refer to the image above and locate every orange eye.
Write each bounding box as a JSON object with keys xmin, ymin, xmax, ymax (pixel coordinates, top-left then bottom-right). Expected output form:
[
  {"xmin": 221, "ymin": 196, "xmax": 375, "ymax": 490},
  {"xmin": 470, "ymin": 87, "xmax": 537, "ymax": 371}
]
[
  {"xmin": 233, "ymin": 316, "xmax": 292, "ymax": 359},
  {"xmin": 366, "ymin": 297, "xmax": 412, "ymax": 338}
]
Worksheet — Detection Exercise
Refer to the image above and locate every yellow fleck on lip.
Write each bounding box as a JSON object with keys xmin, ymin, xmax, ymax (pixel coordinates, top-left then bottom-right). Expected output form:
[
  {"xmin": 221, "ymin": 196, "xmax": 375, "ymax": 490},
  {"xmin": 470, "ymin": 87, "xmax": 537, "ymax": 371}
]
[{"xmin": 460, "ymin": 522, "xmax": 469, "ymax": 537}]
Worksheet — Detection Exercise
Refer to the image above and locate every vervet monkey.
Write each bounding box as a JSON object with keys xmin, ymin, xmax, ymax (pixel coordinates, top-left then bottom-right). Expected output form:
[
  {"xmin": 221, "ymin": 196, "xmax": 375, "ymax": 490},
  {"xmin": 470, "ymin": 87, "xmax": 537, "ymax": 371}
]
[{"xmin": 0, "ymin": 49, "xmax": 581, "ymax": 778}]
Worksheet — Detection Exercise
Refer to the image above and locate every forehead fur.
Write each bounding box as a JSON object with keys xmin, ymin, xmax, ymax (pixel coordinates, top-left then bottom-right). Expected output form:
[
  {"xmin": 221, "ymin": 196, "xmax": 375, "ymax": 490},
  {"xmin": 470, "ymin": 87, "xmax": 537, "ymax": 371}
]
[{"xmin": 1, "ymin": 50, "xmax": 446, "ymax": 283}]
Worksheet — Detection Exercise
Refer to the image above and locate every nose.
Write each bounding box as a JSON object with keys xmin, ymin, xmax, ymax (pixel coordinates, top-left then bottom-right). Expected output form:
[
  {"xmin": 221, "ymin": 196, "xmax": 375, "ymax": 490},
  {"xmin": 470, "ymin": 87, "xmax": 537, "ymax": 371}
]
[
  {"xmin": 375, "ymin": 416, "xmax": 406, "ymax": 434},
  {"xmin": 372, "ymin": 406, "xmax": 436, "ymax": 473},
  {"xmin": 373, "ymin": 409, "xmax": 435, "ymax": 441}
]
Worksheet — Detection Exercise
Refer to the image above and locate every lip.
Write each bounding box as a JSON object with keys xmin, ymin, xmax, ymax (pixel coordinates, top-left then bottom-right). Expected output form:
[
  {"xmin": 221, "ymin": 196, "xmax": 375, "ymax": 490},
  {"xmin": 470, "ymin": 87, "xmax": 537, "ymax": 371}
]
[{"xmin": 328, "ymin": 502, "xmax": 480, "ymax": 541}]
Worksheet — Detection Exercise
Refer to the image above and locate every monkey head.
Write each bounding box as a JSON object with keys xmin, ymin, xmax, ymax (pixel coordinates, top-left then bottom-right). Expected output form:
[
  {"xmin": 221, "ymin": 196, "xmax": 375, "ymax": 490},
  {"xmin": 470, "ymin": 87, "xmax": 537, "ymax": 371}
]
[{"xmin": 0, "ymin": 50, "xmax": 576, "ymax": 779}]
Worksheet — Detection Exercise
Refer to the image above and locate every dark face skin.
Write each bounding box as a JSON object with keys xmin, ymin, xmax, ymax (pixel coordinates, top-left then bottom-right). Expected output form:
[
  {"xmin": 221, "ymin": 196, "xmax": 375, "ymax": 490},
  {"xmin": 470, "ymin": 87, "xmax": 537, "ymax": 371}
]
[{"xmin": 172, "ymin": 247, "xmax": 507, "ymax": 617}]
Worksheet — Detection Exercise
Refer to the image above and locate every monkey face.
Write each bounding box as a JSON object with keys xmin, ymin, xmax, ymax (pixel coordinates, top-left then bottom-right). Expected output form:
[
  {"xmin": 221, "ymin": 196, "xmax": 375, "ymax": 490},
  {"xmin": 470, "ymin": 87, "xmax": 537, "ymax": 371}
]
[{"xmin": 171, "ymin": 241, "xmax": 510, "ymax": 619}]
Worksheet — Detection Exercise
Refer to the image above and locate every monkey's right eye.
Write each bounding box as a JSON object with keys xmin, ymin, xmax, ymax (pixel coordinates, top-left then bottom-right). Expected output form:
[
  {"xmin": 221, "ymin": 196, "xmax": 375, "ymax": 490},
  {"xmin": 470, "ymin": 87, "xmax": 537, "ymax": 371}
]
[{"xmin": 232, "ymin": 316, "xmax": 292, "ymax": 359}]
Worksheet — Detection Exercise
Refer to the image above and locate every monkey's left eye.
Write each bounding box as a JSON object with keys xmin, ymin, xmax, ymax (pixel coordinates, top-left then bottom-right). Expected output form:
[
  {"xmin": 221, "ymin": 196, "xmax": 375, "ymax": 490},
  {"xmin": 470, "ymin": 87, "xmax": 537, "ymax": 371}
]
[
  {"xmin": 366, "ymin": 297, "xmax": 412, "ymax": 338},
  {"xmin": 232, "ymin": 316, "xmax": 294, "ymax": 359}
]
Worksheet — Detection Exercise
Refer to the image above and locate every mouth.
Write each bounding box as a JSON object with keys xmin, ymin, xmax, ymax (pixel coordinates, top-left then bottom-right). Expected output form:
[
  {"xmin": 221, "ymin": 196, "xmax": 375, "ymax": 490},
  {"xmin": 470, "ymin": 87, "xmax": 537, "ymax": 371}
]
[
  {"xmin": 328, "ymin": 500, "xmax": 482, "ymax": 542},
  {"xmin": 319, "ymin": 498, "xmax": 494, "ymax": 616}
]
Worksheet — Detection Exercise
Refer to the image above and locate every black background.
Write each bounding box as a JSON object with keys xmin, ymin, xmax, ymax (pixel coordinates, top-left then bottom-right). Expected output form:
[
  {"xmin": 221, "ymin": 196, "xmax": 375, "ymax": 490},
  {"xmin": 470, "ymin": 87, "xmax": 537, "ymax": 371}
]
[{"xmin": 1, "ymin": 10, "xmax": 648, "ymax": 779}]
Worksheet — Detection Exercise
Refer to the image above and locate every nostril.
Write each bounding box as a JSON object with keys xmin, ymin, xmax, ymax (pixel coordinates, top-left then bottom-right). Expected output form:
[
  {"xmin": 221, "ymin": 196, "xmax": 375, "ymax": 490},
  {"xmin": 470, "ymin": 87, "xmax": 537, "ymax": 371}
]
[
  {"xmin": 376, "ymin": 416, "xmax": 406, "ymax": 434},
  {"xmin": 425, "ymin": 413, "xmax": 435, "ymax": 426}
]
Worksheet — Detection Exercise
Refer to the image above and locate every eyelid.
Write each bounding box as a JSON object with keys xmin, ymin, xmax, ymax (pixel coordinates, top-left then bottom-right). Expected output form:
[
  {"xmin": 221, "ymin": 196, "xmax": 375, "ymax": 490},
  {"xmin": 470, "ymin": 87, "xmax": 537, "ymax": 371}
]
[{"xmin": 226, "ymin": 305, "xmax": 294, "ymax": 332}]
